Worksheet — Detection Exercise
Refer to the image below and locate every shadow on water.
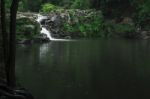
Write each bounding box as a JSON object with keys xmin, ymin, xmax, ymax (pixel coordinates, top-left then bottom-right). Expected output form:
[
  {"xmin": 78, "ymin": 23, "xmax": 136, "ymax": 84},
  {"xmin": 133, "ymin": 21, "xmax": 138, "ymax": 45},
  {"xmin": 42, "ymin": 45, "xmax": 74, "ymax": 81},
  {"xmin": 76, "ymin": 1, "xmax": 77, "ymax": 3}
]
[{"xmin": 16, "ymin": 39, "xmax": 150, "ymax": 99}]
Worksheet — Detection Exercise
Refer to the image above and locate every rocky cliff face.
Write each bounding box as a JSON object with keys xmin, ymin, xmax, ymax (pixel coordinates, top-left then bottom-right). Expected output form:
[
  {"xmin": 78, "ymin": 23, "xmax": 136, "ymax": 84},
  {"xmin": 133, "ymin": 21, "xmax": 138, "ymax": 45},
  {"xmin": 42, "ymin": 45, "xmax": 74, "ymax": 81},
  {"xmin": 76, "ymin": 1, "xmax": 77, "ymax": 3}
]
[
  {"xmin": 41, "ymin": 9, "xmax": 103, "ymax": 38},
  {"xmin": 17, "ymin": 9, "xmax": 103, "ymax": 39},
  {"xmin": 17, "ymin": 10, "xmax": 150, "ymax": 40}
]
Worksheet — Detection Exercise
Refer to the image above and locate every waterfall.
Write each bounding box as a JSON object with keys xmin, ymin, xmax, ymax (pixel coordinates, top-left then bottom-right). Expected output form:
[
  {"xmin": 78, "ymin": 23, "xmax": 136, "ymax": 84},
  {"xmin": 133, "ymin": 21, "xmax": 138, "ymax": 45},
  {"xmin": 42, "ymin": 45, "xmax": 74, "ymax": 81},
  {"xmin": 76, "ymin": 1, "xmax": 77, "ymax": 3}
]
[
  {"xmin": 41, "ymin": 27, "xmax": 53, "ymax": 40},
  {"xmin": 36, "ymin": 14, "xmax": 55, "ymax": 40},
  {"xmin": 36, "ymin": 14, "xmax": 71, "ymax": 41}
]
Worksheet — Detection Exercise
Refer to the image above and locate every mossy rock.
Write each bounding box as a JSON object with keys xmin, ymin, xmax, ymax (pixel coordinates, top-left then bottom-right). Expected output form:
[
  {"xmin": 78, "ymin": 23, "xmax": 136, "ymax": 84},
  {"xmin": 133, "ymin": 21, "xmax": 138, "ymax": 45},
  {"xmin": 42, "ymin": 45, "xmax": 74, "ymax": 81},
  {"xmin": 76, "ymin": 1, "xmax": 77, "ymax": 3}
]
[{"xmin": 16, "ymin": 17, "xmax": 41, "ymax": 41}]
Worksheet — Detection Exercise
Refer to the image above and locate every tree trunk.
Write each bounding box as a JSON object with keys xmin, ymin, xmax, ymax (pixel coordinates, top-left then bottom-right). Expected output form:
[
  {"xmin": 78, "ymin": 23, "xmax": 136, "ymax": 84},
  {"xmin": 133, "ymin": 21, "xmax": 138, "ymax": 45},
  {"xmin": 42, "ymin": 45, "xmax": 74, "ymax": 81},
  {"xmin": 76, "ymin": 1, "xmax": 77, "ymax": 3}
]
[
  {"xmin": 1, "ymin": 0, "xmax": 10, "ymax": 84},
  {"xmin": 7, "ymin": 0, "xmax": 19, "ymax": 88},
  {"xmin": 1, "ymin": 0, "xmax": 9, "ymax": 64},
  {"xmin": 0, "ymin": 0, "xmax": 7, "ymax": 83}
]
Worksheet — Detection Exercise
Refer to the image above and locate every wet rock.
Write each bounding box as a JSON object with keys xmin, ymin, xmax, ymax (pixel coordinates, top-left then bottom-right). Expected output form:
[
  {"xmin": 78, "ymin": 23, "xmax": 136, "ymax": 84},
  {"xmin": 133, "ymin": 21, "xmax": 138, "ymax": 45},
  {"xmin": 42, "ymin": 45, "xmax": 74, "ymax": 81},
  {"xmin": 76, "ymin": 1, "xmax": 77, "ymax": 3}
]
[
  {"xmin": 17, "ymin": 34, "xmax": 50, "ymax": 44},
  {"xmin": 33, "ymin": 34, "xmax": 50, "ymax": 43},
  {"xmin": 17, "ymin": 39, "xmax": 33, "ymax": 44},
  {"xmin": 64, "ymin": 36, "xmax": 71, "ymax": 39},
  {"xmin": 16, "ymin": 17, "xmax": 41, "ymax": 43},
  {"xmin": 42, "ymin": 9, "xmax": 103, "ymax": 39},
  {"xmin": 136, "ymin": 30, "xmax": 150, "ymax": 39},
  {"xmin": 121, "ymin": 17, "xmax": 134, "ymax": 26}
]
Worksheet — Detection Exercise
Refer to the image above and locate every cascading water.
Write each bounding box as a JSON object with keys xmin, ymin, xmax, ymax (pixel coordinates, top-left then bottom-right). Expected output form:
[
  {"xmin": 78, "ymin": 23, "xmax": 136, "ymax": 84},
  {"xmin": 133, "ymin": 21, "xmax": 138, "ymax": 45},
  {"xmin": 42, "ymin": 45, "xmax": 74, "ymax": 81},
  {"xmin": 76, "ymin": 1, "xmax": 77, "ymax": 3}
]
[
  {"xmin": 36, "ymin": 14, "xmax": 55, "ymax": 40},
  {"xmin": 36, "ymin": 14, "xmax": 71, "ymax": 41},
  {"xmin": 41, "ymin": 28, "xmax": 53, "ymax": 40}
]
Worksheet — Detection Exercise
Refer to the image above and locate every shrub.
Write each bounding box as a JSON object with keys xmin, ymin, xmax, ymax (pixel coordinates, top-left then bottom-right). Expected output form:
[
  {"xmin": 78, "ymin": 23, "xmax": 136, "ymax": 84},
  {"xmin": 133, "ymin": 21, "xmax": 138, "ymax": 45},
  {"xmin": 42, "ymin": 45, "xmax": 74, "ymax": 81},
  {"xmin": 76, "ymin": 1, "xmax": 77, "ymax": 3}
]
[
  {"xmin": 113, "ymin": 23, "xmax": 136, "ymax": 38},
  {"xmin": 41, "ymin": 3, "xmax": 57, "ymax": 13},
  {"xmin": 137, "ymin": 2, "xmax": 150, "ymax": 30},
  {"xmin": 16, "ymin": 18, "xmax": 40, "ymax": 40},
  {"xmin": 71, "ymin": 0, "xmax": 90, "ymax": 9},
  {"xmin": 132, "ymin": 0, "xmax": 150, "ymax": 30},
  {"xmin": 62, "ymin": 10, "xmax": 104, "ymax": 38}
]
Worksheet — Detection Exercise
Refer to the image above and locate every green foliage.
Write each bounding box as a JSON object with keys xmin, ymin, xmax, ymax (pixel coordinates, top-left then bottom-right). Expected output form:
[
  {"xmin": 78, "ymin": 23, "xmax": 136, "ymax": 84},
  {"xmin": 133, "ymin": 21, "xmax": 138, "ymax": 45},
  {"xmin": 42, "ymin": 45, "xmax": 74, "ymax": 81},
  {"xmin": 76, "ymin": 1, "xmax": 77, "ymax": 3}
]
[
  {"xmin": 63, "ymin": 23, "xmax": 75, "ymax": 33},
  {"xmin": 16, "ymin": 18, "xmax": 40, "ymax": 40},
  {"xmin": 18, "ymin": 0, "xmax": 28, "ymax": 12},
  {"xmin": 6, "ymin": 0, "xmax": 43, "ymax": 12},
  {"xmin": 41, "ymin": 3, "xmax": 57, "ymax": 13},
  {"xmin": 114, "ymin": 24, "xmax": 135, "ymax": 38},
  {"xmin": 59, "ymin": 0, "xmax": 74, "ymax": 8},
  {"xmin": 27, "ymin": 0, "xmax": 43, "ymax": 12},
  {"xmin": 101, "ymin": 21, "xmax": 115, "ymax": 38},
  {"xmin": 5, "ymin": 0, "xmax": 12, "ymax": 12},
  {"xmin": 71, "ymin": 0, "xmax": 90, "ymax": 9},
  {"xmin": 62, "ymin": 11, "xmax": 104, "ymax": 38},
  {"xmin": 135, "ymin": 0, "xmax": 150, "ymax": 30},
  {"xmin": 101, "ymin": 20, "xmax": 136, "ymax": 38},
  {"xmin": 114, "ymin": 24, "xmax": 135, "ymax": 33},
  {"xmin": 4, "ymin": 0, "xmax": 149, "ymax": 39}
]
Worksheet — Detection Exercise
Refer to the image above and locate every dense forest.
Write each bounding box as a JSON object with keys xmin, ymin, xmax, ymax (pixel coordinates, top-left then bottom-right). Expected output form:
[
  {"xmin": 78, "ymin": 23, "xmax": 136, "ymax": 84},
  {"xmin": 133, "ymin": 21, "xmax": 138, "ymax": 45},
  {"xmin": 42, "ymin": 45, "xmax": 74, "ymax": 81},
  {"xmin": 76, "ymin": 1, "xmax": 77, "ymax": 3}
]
[{"xmin": 4, "ymin": 0, "xmax": 150, "ymax": 41}]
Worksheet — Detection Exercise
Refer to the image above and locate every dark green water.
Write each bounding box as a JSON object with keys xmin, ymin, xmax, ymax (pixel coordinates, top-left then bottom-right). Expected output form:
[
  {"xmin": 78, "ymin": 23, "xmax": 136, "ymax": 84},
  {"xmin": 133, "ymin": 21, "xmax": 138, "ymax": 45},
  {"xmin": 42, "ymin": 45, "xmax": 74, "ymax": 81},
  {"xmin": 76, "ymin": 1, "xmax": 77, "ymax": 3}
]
[{"xmin": 16, "ymin": 39, "xmax": 150, "ymax": 99}]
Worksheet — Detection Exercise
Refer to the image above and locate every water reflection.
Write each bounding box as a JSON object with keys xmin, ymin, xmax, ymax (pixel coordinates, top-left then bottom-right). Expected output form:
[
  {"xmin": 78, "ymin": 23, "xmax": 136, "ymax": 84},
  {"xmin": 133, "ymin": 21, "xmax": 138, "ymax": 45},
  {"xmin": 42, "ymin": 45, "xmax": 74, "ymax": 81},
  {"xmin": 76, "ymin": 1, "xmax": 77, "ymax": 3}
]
[
  {"xmin": 39, "ymin": 43, "xmax": 50, "ymax": 60},
  {"xmin": 16, "ymin": 39, "xmax": 150, "ymax": 99}
]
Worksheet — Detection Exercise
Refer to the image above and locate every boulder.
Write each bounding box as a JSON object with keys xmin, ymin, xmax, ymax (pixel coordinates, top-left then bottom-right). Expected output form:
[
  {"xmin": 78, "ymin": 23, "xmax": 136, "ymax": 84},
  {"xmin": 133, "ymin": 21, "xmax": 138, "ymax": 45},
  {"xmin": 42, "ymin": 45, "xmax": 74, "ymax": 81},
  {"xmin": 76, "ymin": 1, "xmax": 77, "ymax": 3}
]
[
  {"xmin": 121, "ymin": 17, "xmax": 134, "ymax": 26},
  {"xmin": 33, "ymin": 34, "xmax": 50, "ymax": 43},
  {"xmin": 17, "ymin": 39, "xmax": 33, "ymax": 44},
  {"xmin": 136, "ymin": 30, "xmax": 150, "ymax": 39}
]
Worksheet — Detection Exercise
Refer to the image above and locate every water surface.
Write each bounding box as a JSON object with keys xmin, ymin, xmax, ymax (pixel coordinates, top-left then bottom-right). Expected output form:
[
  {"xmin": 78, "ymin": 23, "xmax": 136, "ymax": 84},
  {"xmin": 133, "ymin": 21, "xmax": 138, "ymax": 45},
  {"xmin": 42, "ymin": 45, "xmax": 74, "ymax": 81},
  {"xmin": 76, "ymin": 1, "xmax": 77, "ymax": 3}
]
[{"xmin": 16, "ymin": 39, "xmax": 150, "ymax": 99}]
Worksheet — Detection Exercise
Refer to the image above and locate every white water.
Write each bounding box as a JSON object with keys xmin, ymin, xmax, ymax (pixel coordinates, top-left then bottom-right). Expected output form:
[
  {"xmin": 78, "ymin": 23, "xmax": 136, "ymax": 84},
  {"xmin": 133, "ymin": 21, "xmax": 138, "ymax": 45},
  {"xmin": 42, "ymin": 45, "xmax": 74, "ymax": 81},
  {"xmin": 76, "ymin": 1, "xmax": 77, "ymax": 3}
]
[
  {"xmin": 41, "ymin": 27, "xmax": 53, "ymax": 40},
  {"xmin": 36, "ymin": 14, "xmax": 72, "ymax": 41}
]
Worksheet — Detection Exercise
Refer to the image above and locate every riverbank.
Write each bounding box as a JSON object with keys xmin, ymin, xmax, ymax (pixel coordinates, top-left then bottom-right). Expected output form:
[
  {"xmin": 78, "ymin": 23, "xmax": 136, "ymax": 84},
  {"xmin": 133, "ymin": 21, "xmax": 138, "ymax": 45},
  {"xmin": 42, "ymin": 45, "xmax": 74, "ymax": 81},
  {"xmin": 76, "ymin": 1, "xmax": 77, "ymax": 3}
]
[
  {"xmin": 41, "ymin": 9, "xmax": 149, "ymax": 39},
  {"xmin": 16, "ymin": 9, "xmax": 150, "ymax": 44},
  {"xmin": 16, "ymin": 12, "xmax": 50, "ymax": 44}
]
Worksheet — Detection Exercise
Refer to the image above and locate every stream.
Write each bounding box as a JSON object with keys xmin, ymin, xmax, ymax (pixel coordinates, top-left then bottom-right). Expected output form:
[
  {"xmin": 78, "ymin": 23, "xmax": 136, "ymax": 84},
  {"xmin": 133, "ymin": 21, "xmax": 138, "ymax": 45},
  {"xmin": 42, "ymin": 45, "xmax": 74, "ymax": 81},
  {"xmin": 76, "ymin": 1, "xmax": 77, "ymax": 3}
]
[{"xmin": 16, "ymin": 39, "xmax": 150, "ymax": 99}]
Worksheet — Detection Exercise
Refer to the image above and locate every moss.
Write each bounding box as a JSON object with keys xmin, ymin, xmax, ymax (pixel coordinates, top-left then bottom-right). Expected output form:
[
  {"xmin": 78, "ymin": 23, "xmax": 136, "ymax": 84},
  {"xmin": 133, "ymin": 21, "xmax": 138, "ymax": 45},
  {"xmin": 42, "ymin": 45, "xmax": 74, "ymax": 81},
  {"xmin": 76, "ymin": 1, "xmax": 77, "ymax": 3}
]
[{"xmin": 16, "ymin": 18, "xmax": 40, "ymax": 41}]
